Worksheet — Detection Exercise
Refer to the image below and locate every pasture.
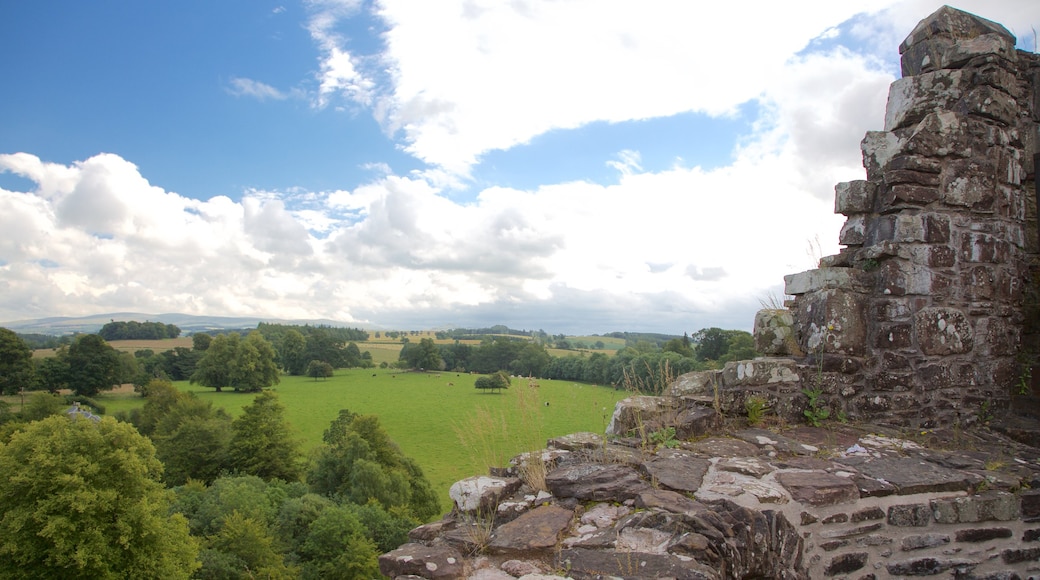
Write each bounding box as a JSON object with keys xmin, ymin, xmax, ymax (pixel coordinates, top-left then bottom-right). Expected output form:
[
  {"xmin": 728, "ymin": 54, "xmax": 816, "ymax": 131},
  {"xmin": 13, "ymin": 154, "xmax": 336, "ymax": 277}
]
[{"xmin": 93, "ymin": 369, "xmax": 628, "ymax": 511}]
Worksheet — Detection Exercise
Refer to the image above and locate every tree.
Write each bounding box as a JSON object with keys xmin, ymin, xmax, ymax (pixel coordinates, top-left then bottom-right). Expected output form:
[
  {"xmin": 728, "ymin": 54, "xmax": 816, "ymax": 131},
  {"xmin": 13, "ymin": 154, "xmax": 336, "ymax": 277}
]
[
  {"xmin": 0, "ymin": 328, "xmax": 34, "ymax": 395},
  {"xmin": 0, "ymin": 415, "xmax": 200, "ymax": 578},
  {"xmin": 64, "ymin": 334, "xmax": 120, "ymax": 396},
  {"xmin": 191, "ymin": 332, "xmax": 280, "ymax": 393},
  {"xmin": 192, "ymin": 332, "xmax": 213, "ymax": 351},
  {"xmin": 227, "ymin": 391, "xmax": 303, "ymax": 481},
  {"xmin": 279, "ymin": 329, "xmax": 307, "ymax": 375},
  {"xmin": 307, "ymin": 360, "xmax": 334, "ymax": 380},
  {"xmin": 33, "ymin": 355, "xmax": 69, "ymax": 393},
  {"xmin": 695, "ymin": 327, "xmax": 730, "ymax": 361},
  {"xmin": 474, "ymin": 371, "xmax": 511, "ymax": 394},
  {"xmin": 308, "ymin": 410, "xmax": 440, "ymax": 521}
]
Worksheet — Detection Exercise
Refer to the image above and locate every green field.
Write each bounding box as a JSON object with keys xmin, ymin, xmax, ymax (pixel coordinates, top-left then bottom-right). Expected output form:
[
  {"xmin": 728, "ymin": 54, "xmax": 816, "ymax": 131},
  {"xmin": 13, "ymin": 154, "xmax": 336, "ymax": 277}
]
[{"xmin": 91, "ymin": 370, "xmax": 627, "ymax": 512}]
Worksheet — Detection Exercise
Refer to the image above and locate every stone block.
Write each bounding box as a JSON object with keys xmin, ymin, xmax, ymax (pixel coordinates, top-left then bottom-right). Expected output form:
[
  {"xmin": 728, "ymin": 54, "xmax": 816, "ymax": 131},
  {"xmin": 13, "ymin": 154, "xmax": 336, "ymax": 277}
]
[
  {"xmin": 910, "ymin": 516, "xmax": 957, "ymax": 542},
  {"xmin": 852, "ymin": 506, "xmax": 886, "ymax": 522},
  {"xmin": 825, "ymin": 552, "xmax": 868, "ymax": 576},
  {"xmin": 835, "ymin": 180, "xmax": 876, "ymax": 215},
  {"xmin": 839, "ymin": 216, "xmax": 866, "ymax": 246},
  {"xmin": 898, "ymin": 5, "xmax": 1015, "ymax": 73},
  {"xmin": 955, "ymin": 84, "xmax": 1019, "ymax": 126},
  {"xmin": 913, "ymin": 307, "xmax": 974, "ymax": 355},
  {"xmin": 886, "ymin": 557, "xmax": 979, "ymax": 576},
  {"xmin": 931, "ymin": 491, "xmax": 1021, "ymax": 523},
  {"xmin": 875, "ymin": 324, "xmax": 913, "ymax": 349},
  {"xmin": 1002, "ymin": 546, "xmax": 1040, "ymax": 564},
  {"xmin": 901, "ymin": 533, "xmax": 950, "ymax": 551},
  {"xmin": 955, "ymin": 527, "xmax": 1012, "ymax": 542},
  {"xmin": 793, "ymin": 288, "xmax": 868, "ymax": 356},
  {"xmin": 776, "ymin": 471, "xmax": 859, "ymax": 506},
  {"xmin": 784, "ymin": 267, "xmax": 870, "ymax": 295},
  {"xmin": 722, "ymin": 358, "xmax": 801, "ymax": 387},
  {"xmin": 378, "ymin": 544, "xmax": 467, "ymax": 579},
  {"xmin": 545, "ymin": 463, "xmax": 648, "ymax": 502},
  {"xmin": 861, "ymin": 131, "xmax": 904, "ymax": 179},
  {"xmin": 941, "ymin": 156, "xmax": 997, "ymax": 211},
  {"xmin": 753, "ymin": 309, "xmax": 797, "ymax": 355},
  {"xmin": 881, "ymin": 183, "xmax": 941, "ymax": 206},
  {"xmin": 902, "ymin": 111, "xmax": 973, "ymax": 158},
  {"xmin": 848, "ymin": 457, "xmax": 976, "ymax": 495},
  {"xmin": 449, "ymin": 476, "xmax": 523, "ymax": 513},
  {"xmin": 487, "ymin": 505, "xmax": 574, "ymax": 554},
  {"xmin": 960, "ymin": 231, "xmax": 1011, "ymax": 263}
]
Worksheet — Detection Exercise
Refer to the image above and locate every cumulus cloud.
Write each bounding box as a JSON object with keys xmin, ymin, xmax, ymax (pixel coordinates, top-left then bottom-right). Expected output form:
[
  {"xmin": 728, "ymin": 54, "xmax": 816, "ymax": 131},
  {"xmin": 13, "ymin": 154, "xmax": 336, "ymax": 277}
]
[{"xmin": 308, "ymin": 0, "xmax": 898, "ymax": 178}]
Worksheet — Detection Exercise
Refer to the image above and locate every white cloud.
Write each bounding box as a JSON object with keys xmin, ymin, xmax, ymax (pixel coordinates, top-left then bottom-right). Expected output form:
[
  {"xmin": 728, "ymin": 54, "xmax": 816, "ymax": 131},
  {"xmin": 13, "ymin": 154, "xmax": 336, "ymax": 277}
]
[
  {"xmin": 227, "ymin": 77, "xmax": 290, "ymax": 101},
  {"xmin": 309, "ymin": 0, "xmax": 899, "ymax": 178}
]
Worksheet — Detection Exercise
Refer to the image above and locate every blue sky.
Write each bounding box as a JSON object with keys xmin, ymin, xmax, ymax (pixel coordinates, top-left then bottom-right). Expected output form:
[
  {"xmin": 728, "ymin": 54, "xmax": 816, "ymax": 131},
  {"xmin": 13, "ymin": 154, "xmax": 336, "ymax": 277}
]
[{"xmin": 1, "ymin": 1, "xmax": 1038, "ymax": 334}]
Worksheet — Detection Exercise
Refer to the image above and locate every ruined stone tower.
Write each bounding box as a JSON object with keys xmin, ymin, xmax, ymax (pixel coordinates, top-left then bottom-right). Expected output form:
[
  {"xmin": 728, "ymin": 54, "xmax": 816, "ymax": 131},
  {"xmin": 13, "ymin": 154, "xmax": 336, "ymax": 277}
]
[{"xmin": 756, "ymin": 6, "xmax": 1040, "ymax": 428}]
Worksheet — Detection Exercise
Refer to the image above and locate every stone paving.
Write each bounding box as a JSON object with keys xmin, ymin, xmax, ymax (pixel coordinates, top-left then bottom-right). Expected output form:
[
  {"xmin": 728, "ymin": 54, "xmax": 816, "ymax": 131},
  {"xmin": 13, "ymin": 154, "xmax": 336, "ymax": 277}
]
[{"xmin": 380, "ymin": 420, "xmax": 1040, "ymax": 579}]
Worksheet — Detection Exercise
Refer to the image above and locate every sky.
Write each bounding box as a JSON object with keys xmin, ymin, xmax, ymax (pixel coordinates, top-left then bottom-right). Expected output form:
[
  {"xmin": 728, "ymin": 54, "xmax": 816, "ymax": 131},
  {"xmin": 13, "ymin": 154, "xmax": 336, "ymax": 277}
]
[{"xmin": 1, "ymin": 1, "xmax": 1039, "ymax": 335}]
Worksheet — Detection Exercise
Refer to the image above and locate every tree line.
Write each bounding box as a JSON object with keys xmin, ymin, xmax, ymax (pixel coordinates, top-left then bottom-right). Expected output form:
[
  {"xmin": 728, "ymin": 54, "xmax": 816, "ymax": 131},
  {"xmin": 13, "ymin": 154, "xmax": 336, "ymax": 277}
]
[
  {"xmin": 98, "ymin": 320, "xmax": 181, "ymax": 340},
  {"xmin": 395, "ymin": 327, "xmax": 756, "ymax": 395}
]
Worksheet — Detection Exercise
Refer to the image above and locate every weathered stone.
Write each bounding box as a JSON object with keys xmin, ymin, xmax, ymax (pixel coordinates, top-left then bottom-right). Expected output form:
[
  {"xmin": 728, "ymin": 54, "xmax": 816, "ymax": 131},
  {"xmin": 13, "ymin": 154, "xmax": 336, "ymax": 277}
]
[
  {"xmin": 642, "ymin": 450, "xmax": 710, "ymax": 493},
  {"xmin": 836, "ymin": 180, "xmax": 877, "ymax": 215},
  {"xmin": 733, "ymin": 429, "xmax": 820, "ymax": 456},
  {"xmin": 784, "ymin": 268, "xmax": 872, "ymax": 296},
  {"xmin": 1002, "ymin": 546, "xmax": 1040, "ymax": 564},
  {"xmin": 557, "ymin": 548, "xmax": 719, "ymax": 580},
  {"xmin": 931, "ymin": 491, "xmax": 1021, "ymax": 523},
  {"xmin": 669, "ymin": 370, "xmax": 720, "ymax": 398},
  {"xmin": 888, "ymin": 503, "xmax": 932, "ymax": 527},
  {"xmin": 688, "ymin": 436, "xmax": 760, "ymax": 458},
  {"xmin": 819, "ymin": 523, "xmax": 884, "ymax": 539},
  {"xmin": 673, "ymin": 405, "xmax": 720, "ymax": 439},
  {"xmin": 776, "ymin": 471, "xmax": 859, "ymax": 506},
  {"xmin": 722, "ymin": 358, "xmax": 801, "ymax": 387},
  {"xmin": 378, "ymin": 544, "xmax": 467, "ymax": 579},
  {"xmin": 792, "ymin": 288, "xmax": 868, "ymax": 356},
  {"xmin": 605, "ymin": 396, "xmax": 681, "ymax": 437},
  {"xmin": 886, "ymin": 557, "xmax": 979, "ymax": 576},
  {"xmin": 899, "ymin": 5, "xmax": 1015, "ymax": 76},
  {"xmin": 449, "ymin": 476, "xmax": 523, "ymax": 513},
  {"xmin": 487, "ymin": 505, "xmax": 574, "ymax": 554},
  {"xmin": 634, "ymin": 489, "xmax": 706, "ymax": 516},
  {"xmin": 913, "ymin": 307, "xmax": 974, "ymax": 355},
  {"xmin": 499, "ymin": 559, "xmax": 540, "ymax": 577},
  {"xmin": 545, "ymin": 463, "xmax": 647, "ymax": 502},
  {"xmin": 547, "ymin": 432, "xmax": 602, "ymax": 451},
  {"xmin": 821, "ymin": 513, "xmax": 849, "ymax": 524},
  {"xmin": 839, "ymin": 456, "xmax": 977, "ymax": 494},
  {"xmin": 851, "ymin": 506, "xmax": 886, "ymax": 522},
  {"xmin": 901, "ymin": 533, "xmax": 950, "ymax": 551},
  {"xmin": 754, "ymin": 309, "xmax": 797, "ymax": 355},
  {"xmin": 955, "ymin": 527, "xmax": 1013, "ymax": 542},
  {"xmin": 716, "ymin": 457, "xmax": 773, "ymax": 478},
  {"xmin": 825, "ymin": 552, "xmax": 868, "ymax": 576}
]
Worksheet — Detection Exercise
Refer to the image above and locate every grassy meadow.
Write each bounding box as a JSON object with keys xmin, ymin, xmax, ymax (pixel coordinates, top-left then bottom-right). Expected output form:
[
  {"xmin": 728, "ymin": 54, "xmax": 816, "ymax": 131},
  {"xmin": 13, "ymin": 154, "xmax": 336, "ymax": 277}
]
[{"xmin": 91, "ymin": 368, "xmax": 627, "ymax": 511}]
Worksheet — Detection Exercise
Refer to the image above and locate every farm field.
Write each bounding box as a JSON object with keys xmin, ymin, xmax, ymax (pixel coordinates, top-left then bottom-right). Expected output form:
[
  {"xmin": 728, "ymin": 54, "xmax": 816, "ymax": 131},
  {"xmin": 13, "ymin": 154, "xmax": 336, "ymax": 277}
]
[{"xmin": 92, "ymin": 369, "xmax": 628, "ymax": 512}]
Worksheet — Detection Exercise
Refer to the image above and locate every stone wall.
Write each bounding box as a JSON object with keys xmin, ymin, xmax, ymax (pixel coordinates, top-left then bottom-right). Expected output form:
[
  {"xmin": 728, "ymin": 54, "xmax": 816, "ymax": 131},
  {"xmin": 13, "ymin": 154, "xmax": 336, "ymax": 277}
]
[
  {"xmin": 380, "ymin": 424, "xmax": 1040, "ymax": 579},
  {"xmin": 750, "ymin": 6, "xmax": 1040, "ymax": 429}
]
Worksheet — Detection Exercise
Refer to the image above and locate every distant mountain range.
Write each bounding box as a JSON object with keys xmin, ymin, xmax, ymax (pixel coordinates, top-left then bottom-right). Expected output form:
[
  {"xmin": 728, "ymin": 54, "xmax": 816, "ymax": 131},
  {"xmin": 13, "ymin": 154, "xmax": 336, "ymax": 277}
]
[{"xmin": 0, "ymin": 312, "xmax": 368, "ymax": 336}]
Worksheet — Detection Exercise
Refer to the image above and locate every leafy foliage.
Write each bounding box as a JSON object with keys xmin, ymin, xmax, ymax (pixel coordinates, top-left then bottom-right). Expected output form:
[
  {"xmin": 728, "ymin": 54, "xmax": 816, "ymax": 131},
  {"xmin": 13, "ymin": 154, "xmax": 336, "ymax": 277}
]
[
  {"xmin": 191, "ymin": 331, "xmax": 280, "ymax": 392},
  {"xmin": 64, "ymin": 334, "xmax": 121, "ymax": 396},
  {"xmin": 0, "ymin": 328, "xmax": 34, "ymax": 395},
  {"xmin": 0, "ymin": 416, "xmax": 200, "ymax": 578},
  {"xmin": 474, "ymin": 370, "xmax": 511, "ymax": 393},
  {"xmin": 227, "ymin": 391, "xmax": 303, "ymax": 481},
  {"xmin": 308, "ymin": 410, "xmax": 440, "ymax": 521},
  {"xmin": 98, "ymin": 320, "xmax": 180, "ymax": 340}
]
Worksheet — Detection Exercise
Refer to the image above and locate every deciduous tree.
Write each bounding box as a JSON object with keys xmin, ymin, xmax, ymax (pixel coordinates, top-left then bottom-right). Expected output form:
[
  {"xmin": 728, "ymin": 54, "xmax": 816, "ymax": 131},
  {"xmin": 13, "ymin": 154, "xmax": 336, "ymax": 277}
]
[
  {"xmin": 65, "ymin": 333, "xmax": 120, "ymax": 396},
  {"xmin": 227, "ymin": 391, "xmax": 302, "ymax": 481},
  {"xmin": 0, "ymin": 415, "xmax": 199, "ymax": 578},
  {"xmin": 0, "ymin": 328, "xmax": 34, "ymax": 395}
]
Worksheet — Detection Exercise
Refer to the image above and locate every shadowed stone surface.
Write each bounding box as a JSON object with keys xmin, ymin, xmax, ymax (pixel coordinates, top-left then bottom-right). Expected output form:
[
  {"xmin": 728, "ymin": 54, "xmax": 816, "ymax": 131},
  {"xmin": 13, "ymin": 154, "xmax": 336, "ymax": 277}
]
[
  {"xmin": 545, "ymin": 463, "xmax": 648, "ymax": 502},
  {"xmin": 642, "ymin": 450, "xmax": 710, "ymax": 493},
  {"xmin": 378, "ymin": 544, "xmax": 466, "ymax": 579},
  {"xmin": 837, "ymin": 456, "xmax": 979, "ymax": 494},
  {"xmin": 487, "ymin": 505, "xmax": 574, "ymax": 554},
  {"xmin": 777, "ymin": 471, "xmax": 859, "ymax": 506}
]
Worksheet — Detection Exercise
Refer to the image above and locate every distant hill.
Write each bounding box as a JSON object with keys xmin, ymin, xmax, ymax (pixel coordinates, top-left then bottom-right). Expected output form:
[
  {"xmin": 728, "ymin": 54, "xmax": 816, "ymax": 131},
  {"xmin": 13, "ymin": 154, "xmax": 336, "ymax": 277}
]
[{"xmin": 0, "ymin": 312, "xmax": 367, "ymax": 336}]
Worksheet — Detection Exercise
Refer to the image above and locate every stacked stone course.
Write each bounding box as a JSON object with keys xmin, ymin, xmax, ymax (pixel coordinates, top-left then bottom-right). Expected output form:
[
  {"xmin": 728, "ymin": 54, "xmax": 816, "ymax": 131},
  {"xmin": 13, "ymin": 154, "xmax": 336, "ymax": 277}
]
[{"xmin": 749, "ymin": 6, "xmax": 1040, "ymax": 429}]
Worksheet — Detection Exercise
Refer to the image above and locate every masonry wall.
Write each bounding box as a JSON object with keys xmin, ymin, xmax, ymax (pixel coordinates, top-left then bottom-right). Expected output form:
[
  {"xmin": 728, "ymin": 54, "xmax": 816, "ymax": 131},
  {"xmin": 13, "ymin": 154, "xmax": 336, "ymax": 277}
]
[{"xmin": 752, "ymin": 6, "xmax": 1040, "ymax": 429}]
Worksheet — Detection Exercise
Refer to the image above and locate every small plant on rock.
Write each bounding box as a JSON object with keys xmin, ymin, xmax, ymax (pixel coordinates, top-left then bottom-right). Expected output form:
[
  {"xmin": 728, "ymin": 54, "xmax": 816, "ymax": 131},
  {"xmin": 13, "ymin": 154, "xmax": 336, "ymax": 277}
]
[
  {"xmin": 745, "ymin": 396, "xmax": 769, "ymax": 426},
  {"xmin": 649, "ymin": 426, "xmax": 679, "ymax": 450},
  {"xmin": 802, "ymin": 386, "xmax": 830, "ymax": 427}
]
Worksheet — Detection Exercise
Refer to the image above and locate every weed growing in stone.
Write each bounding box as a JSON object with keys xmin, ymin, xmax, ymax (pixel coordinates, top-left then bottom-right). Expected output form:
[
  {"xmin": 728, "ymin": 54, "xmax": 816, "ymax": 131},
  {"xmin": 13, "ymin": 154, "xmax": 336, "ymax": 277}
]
[
  {"xmin": 745, "ymin": 396, "xmax": 769, "ymax": 426},
  {"xmin": 802, "ymin": 386, "xmax": 830, "ymax": 427}
]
